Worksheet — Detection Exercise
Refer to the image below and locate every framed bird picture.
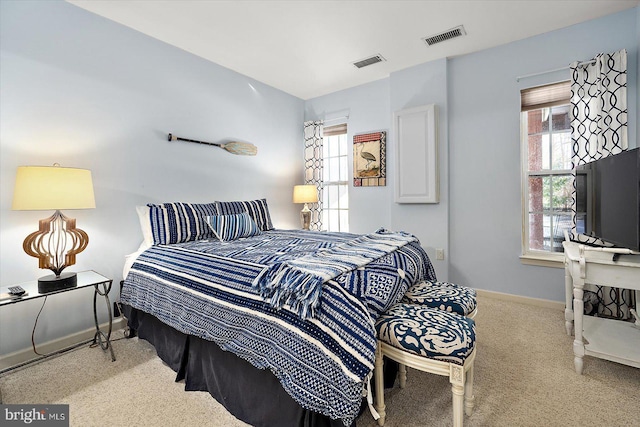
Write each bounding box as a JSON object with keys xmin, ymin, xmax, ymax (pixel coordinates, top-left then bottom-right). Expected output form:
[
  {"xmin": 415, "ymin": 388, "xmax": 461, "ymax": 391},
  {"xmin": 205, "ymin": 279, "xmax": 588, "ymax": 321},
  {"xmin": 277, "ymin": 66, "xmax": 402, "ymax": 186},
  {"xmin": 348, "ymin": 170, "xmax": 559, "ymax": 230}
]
[{"xmin": 353, "ymin": 131, "xmax": 386, "ymax": 187}]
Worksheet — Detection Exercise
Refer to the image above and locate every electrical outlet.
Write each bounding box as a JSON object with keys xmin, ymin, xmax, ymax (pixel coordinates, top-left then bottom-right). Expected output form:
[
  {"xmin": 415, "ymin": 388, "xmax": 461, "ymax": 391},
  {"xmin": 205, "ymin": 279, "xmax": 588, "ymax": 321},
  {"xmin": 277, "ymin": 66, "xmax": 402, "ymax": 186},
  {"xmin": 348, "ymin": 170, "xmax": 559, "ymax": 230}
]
[{"xmin": 435, "ymin": 248, "xmax": 445, "ymax": 260}]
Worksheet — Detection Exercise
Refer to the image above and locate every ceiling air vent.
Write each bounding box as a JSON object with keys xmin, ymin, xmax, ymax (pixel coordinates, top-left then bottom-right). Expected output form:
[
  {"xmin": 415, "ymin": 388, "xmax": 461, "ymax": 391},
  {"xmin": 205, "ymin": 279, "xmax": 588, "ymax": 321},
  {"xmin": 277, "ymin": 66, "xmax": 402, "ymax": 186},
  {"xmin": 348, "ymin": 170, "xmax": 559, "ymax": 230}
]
[
  {"xmin": 423, "ymin": 25, "xmax": 466, "ymax": 46},
  {"xmin": 353, "ymin": 54, "xmax": 386, "ymax": 69}
]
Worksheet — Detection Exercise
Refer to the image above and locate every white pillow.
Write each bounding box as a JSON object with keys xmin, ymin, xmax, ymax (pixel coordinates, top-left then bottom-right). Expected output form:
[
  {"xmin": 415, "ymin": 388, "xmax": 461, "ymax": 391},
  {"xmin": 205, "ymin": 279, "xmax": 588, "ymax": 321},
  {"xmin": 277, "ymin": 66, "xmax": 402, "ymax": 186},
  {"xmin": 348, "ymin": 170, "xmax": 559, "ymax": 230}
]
[{"xmin": 136, "ymin": 205, "xmax": 153, "ymax": 249}]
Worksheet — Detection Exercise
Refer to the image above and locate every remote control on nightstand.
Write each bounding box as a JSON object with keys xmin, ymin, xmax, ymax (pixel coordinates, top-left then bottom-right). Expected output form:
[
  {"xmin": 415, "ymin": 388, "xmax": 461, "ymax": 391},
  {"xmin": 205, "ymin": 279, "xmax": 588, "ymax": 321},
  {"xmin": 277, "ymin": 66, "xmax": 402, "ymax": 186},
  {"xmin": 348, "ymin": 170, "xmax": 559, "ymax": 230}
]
[
  {"xmin": 8, "ymin": 286, "xmax": 26, "ymax": 296},
  {"xmin": 1, "ymin": 286, "xmax": 28, "ymax": 302}
]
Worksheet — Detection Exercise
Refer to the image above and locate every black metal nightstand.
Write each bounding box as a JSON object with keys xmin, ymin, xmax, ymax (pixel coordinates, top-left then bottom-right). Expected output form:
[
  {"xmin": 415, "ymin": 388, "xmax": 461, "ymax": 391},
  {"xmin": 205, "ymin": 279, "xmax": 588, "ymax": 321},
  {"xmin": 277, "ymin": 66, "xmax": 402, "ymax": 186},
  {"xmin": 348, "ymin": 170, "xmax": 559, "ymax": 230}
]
[{"xmin": 0, "ymin": 270, "xmax": 116, "ymax": 369}]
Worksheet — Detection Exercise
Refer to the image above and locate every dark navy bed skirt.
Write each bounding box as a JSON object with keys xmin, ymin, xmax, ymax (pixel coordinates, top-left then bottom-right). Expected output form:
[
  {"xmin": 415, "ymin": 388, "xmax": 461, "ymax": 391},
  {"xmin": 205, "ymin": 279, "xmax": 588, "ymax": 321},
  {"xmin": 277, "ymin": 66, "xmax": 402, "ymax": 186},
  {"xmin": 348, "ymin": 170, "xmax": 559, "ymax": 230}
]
[{"xmin": 122, "ymin": 304, "xmax": 365, "ymax": 427}]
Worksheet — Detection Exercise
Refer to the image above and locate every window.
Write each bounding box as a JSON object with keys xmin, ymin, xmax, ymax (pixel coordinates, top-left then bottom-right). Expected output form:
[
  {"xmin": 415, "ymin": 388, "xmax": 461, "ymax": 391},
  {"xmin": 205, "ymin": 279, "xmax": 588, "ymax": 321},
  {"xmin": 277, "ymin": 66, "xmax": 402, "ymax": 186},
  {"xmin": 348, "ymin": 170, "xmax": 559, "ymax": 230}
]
[
  {"xmin": 521, "ymin": 81, "xmax": 572, "ymax": 263},
  {"xmin": 322, "ymin": 124, "xmax": 349, "ymax": 232}
]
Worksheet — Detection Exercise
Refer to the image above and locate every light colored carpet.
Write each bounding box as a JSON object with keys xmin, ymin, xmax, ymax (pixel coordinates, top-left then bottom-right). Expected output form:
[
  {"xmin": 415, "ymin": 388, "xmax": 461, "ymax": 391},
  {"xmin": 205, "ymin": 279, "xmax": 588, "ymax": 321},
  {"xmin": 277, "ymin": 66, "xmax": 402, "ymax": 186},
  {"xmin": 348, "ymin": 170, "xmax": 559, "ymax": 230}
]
[{"xmin": 1, "ymin": 295, "xmax": 639, "ymax": 426}]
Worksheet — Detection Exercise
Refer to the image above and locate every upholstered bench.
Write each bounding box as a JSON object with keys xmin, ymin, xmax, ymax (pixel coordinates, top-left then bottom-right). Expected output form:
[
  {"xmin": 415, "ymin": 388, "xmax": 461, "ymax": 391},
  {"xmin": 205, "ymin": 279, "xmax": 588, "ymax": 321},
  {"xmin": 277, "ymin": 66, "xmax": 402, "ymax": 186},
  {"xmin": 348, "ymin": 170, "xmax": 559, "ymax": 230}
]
[
  {"xmin": 402, "ymin": 281, "xmax": 478, "ymax": 318},
  {"xmin": 374, "ymin": 303, "xmax": 476, "ymax": 427}
]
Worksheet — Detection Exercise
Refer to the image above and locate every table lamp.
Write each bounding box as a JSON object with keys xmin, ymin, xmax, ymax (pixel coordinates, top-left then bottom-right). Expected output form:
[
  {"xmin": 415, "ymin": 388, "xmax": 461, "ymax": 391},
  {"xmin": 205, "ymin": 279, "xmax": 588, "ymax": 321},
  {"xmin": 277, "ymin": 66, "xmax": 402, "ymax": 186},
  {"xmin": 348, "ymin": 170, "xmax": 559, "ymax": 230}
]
[
  {"xmin": 12, "ymin": 164, "xmax": 96, "ymax": 293},
  {"xmin": 293, "ymin": 184, "xmax": 318, "ymax": 230}
]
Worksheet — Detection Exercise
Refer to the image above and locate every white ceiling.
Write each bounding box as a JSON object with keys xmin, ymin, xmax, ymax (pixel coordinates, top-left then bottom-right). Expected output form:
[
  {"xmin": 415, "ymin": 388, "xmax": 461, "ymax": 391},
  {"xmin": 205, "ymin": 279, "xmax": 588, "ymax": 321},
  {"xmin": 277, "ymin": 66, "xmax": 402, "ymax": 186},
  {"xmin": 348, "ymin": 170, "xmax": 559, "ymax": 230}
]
[{"xmin": 67, "ymin": 0, "xmax": 639, "ymax": 100}]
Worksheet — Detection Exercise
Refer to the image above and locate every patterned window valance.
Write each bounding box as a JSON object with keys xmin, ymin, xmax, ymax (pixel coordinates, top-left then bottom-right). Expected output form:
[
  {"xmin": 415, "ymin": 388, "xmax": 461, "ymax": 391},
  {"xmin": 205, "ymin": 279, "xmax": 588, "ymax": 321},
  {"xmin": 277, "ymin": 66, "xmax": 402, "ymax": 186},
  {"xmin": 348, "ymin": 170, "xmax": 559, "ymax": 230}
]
[
  {"xmin": 520, "ymin": 81, "xmax": 571, "ymax": 111},
  {"xmin": 323, "ymin": 123, "xmax": 347, "ymax": 136}
]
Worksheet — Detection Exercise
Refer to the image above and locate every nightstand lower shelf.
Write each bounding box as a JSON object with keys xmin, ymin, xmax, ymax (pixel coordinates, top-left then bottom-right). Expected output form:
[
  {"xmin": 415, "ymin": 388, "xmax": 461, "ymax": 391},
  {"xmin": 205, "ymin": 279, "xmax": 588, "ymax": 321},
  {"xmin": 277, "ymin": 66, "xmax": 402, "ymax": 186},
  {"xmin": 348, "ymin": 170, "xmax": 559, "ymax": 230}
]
[{"xmin": 581, "ymin": 316, "xmax": 640, "ymax": 369}]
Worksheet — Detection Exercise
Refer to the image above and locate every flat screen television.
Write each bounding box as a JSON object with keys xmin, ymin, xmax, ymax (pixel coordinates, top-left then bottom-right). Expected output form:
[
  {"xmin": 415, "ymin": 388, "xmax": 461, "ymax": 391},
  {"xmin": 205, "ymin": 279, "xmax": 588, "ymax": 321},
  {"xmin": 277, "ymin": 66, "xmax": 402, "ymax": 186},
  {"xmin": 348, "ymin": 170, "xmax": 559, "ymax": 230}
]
[{"xmin": 575, "ymin": 147, "xmax": 640, "ymax": 252}]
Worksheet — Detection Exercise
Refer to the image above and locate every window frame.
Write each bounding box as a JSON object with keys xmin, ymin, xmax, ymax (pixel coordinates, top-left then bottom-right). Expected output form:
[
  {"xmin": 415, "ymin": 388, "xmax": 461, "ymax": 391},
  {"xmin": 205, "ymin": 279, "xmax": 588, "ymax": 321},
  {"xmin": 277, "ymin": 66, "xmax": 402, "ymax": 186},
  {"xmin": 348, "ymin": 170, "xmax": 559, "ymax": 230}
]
[
  {"xmin": 520, "ymin": 82, "xmax": 572, "ymax": 268},
  {"xmin": 321, "ymin": 125, "xmax": 349, "ymax": 232}
]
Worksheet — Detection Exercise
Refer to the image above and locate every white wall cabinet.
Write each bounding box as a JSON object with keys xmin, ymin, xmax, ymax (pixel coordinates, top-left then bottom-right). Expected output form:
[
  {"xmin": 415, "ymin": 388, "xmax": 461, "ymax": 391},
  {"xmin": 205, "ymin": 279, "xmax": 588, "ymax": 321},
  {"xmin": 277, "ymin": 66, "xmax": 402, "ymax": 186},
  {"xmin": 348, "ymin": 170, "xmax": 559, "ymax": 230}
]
[{"xmin": 393, "ymin": 104, "xmax": 439, "ymax": 204}]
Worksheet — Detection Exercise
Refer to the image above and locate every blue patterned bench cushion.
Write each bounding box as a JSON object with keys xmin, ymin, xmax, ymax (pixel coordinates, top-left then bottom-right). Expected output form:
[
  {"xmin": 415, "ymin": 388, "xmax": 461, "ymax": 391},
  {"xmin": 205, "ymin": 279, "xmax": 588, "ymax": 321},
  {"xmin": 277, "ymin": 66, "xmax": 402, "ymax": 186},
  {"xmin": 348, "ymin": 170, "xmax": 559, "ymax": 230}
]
[
  {"xmin": 401, "ymin": 281, "xmax": 477, "ymax": 317},
  {"xmin": 376, "ymin": 303, "xmax": 476, "ymax": 365}
]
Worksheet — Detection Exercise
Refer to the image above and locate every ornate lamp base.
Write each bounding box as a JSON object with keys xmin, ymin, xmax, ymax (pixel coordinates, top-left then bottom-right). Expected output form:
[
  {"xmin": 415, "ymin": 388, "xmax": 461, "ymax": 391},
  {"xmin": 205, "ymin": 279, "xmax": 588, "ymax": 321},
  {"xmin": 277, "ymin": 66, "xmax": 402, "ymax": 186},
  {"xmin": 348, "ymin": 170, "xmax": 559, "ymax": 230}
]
[
  {"xmin": 300, "ymin": 205, "xmax": 311, "ymax": 230},
  {"xmin": 38, "ymin": 271, "xmax": 77, "ymax": 294},
  {"xmin": 22, "ymin": 209, "xmax": 89, "ymax": 293}
]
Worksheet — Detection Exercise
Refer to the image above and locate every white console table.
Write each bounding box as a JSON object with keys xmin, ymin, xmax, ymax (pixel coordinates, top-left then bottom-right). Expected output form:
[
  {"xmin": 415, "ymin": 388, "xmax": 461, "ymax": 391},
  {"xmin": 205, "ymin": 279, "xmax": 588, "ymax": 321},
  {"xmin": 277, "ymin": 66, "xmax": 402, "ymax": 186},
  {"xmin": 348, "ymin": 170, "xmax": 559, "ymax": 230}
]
[{"xmin": 563, "ymin": 241, "xmax": 640, "ymax": 374}]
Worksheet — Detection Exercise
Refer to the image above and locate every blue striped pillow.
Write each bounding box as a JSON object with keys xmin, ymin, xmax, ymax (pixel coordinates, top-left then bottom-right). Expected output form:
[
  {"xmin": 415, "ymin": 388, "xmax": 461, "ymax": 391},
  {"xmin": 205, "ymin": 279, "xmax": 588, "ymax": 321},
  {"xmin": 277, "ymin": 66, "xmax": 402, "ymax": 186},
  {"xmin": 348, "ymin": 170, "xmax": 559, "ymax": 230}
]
[
  {"xmin": 216, "ymin": 199, "xmax": 274, "ymax": 231},
  {"xmin": 147, "ymin": 202, "xmax": 219, "ymax": 245},
  {"xmin": 205, "ymin": 212, "xmax": 261, "ymax": 242}
]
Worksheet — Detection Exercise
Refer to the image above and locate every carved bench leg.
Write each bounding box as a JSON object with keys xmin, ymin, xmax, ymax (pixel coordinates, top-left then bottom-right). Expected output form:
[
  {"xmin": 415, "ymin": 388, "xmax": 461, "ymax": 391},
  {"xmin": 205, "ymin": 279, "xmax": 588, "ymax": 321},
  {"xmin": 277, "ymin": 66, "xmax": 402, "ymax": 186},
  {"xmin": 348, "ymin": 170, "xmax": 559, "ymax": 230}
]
[
  {"xmin": 450, "ymin": 364, "xmax": 465, "ymax": 427},
  {"xmin": 374, "ymin": 345, "xmax": 386, "ymax": 426},
  {"xmin": 399, "ymin": 363, "xmax": 407, "ymax": 388},
  {"xmin": 464, "ymin": 362, "xmax": 475, "ymax": 416},
  {"xmin": 451, "ymin": 383, "xmax": 464, "ymax": 427}
]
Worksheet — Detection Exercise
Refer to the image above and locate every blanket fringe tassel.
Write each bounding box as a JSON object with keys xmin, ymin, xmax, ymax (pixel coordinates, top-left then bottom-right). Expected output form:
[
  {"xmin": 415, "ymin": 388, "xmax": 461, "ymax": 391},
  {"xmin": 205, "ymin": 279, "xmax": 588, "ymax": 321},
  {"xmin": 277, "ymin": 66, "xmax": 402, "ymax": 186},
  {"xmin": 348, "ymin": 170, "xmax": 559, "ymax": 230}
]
[
  {"xmin": 364, "ymin": 373, "xmax": 380, "ymax": 421},
  {"xmin": 253, "ymin": 263, "xmax": 323, "ymax": 319}
]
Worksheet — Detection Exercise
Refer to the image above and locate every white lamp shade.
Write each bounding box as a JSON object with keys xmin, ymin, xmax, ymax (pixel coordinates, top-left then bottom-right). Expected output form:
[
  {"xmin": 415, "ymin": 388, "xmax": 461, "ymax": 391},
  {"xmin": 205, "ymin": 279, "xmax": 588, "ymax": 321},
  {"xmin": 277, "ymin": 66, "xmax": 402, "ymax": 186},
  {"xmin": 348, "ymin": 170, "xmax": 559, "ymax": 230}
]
[
  {"xmin": 293, "ymin": 185, "xmax": 318, "ymax": 204},
  {"xmin": 12, "ymin": 165, "xmax": 96, "ymax": 210}
]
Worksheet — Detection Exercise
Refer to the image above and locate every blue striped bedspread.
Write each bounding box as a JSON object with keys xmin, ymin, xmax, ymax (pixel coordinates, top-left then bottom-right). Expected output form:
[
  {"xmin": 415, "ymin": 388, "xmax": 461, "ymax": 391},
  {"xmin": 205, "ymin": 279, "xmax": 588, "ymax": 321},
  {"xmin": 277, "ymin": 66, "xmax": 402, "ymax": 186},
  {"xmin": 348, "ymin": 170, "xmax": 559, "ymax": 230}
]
[{"xmin": 121, "ymin": 229, "xmax": 436, "ymax": 424}]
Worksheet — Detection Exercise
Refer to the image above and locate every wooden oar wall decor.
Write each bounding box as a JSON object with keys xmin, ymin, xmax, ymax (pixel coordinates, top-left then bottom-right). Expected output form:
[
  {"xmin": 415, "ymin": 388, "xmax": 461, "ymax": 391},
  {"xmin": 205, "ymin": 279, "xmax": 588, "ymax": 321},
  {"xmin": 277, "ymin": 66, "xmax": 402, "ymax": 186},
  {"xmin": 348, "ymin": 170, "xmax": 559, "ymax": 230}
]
[{"xmin": 167, "ymin": 133, "xmax": 257, "ymax": 156}]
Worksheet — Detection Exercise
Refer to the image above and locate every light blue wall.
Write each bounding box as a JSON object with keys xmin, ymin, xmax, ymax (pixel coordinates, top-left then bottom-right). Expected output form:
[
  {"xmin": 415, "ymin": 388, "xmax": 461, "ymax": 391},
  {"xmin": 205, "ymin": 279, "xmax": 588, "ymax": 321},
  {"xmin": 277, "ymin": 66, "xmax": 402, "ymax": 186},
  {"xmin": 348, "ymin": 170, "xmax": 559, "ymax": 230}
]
[
  {"xmin": 389, "ymin": 58, "xmax": 449, "ymax": 279},
  {"xmin": 304, "ymin": 78, "xmax": 392, "ymax": 235},
  {"xmin": 0, "ymin": 0, "xmax": 303, "ymax": 354},
  {"xmin": 448, "ymin": 8, "xmax": 638, "ymax": 300},
  {"xmin": 306, "ymin": 7, "xmax": 639, "ymax": 300},
  {"xmin": 304, "ymin": 60, "xmax": 451, "ymax": 280}
]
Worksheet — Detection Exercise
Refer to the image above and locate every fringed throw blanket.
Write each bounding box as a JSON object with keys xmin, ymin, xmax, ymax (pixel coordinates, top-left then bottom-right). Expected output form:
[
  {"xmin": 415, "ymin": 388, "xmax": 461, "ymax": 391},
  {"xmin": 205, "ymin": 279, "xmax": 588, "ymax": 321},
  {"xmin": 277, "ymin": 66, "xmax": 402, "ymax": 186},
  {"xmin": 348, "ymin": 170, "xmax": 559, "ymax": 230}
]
[
  {"xmin": 122, "ymin": 229, "xmax": 435, "ymax": 425},
  {"xmin": 253, "ymin": 229, "xmax": 418, "ymax": 319}
]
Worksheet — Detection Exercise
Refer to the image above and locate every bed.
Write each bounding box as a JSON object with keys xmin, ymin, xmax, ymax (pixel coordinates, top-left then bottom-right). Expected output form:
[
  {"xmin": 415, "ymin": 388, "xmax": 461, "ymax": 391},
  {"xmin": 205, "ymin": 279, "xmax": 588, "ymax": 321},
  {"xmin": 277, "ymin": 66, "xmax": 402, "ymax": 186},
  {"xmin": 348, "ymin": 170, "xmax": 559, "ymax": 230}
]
[{"xmin": 121, "ymin": 200, "xmax": 436, "ymax": 426}]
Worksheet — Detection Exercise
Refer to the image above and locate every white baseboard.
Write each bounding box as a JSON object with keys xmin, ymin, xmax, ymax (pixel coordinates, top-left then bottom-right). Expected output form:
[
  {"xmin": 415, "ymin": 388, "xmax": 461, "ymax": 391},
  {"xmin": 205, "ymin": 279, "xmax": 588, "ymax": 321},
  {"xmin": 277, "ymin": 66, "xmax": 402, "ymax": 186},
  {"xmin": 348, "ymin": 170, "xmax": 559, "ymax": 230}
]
[
  {"xmin": 476, "ymin": 288, "xmax": 564, "ymax": 311},
  {"xmin": 1, "ymin": 292, "xmax": 562, "ymax": 371},
  {"xmin": 0, "ymin": 317, "xmax": 126, "ymax": 372}
]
